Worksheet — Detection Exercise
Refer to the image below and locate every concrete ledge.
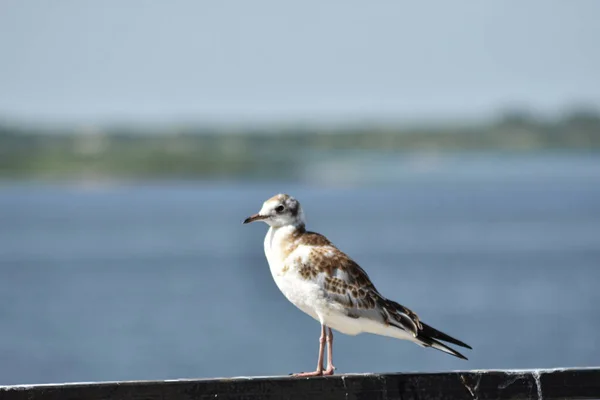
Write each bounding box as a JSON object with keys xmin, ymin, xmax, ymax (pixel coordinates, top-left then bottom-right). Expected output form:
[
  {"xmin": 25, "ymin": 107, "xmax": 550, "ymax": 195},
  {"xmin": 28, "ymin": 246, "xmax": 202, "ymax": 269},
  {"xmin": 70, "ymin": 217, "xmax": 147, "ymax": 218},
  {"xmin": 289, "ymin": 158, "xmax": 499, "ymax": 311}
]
[{"xmin": 2, "ymin": 368, "xmax": 599, "ymax": 400}]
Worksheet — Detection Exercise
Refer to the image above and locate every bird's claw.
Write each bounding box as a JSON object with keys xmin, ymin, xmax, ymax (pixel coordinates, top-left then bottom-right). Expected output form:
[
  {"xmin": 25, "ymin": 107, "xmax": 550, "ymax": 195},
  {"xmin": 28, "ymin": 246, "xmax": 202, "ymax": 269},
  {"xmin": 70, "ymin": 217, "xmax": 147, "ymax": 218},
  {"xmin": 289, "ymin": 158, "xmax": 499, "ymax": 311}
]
[{"xmin": 291, "ymin": 370, "xmax": 324, "ymax": 377}]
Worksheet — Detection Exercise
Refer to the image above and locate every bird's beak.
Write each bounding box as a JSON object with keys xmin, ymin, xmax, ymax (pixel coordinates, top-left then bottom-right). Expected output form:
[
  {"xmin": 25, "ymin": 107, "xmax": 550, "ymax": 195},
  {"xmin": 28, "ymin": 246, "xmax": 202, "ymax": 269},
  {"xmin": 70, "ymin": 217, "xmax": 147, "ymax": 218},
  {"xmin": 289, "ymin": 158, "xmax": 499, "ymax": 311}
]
[{"xmin": 243, "ymin": 213, "xmax": 267, "ymax": 224}]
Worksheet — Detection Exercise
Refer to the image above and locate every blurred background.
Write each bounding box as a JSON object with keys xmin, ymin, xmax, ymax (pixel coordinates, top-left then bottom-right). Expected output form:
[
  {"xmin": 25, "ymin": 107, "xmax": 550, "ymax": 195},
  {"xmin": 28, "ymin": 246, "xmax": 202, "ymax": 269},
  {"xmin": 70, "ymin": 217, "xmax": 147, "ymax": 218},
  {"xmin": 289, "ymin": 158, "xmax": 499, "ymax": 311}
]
[{"xmin": 1, "ymin": 1, "xmax": 600, "ymax": 385}]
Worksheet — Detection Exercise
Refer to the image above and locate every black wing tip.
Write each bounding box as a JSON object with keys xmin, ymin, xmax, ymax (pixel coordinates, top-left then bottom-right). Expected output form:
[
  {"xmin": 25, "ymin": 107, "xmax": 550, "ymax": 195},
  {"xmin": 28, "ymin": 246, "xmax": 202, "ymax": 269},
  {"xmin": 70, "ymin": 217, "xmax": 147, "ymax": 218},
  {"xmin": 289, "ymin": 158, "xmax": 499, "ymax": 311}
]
[
  {"xmin": 420, "ymin": 322, "xmax": 472, "ymax": 350},
  {"xmin": 446, "ymin": 338, "xmax": 472, "ymax": 350},
  {"xmin": 438, "ymin": 343, "xmax": 469, "ymax": 360},
  {"xmin": 452, "ymin": 349, "xmax": 469, "ymax": 361},
  {"xmin": 418, "ymin": 335, "xmax": 469, "ymax": 360}
]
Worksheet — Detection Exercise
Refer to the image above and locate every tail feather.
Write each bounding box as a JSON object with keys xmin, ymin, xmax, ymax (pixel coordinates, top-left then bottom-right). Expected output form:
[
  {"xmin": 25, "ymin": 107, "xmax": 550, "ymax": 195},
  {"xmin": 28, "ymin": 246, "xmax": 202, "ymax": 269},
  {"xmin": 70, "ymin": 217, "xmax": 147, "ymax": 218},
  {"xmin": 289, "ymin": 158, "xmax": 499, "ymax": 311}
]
[
  {"xmin": 417, "ymin": 335, "xmax": 468, "ymax": 360},
  {"xmin": 378, "ymin": 297, "xmax": 472, "ymax": 359},
  {"xmin": 420, "ymin": 322, "xmax": 472, "ymax": 350}
]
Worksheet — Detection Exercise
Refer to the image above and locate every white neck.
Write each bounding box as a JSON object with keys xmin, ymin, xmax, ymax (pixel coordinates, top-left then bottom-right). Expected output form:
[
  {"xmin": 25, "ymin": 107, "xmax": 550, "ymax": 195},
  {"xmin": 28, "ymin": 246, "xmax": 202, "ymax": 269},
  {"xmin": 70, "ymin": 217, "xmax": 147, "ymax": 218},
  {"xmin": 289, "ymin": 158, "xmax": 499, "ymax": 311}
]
[{"xmin": 263, "ymin": 224, "xmax": 302, "ymax": 268}]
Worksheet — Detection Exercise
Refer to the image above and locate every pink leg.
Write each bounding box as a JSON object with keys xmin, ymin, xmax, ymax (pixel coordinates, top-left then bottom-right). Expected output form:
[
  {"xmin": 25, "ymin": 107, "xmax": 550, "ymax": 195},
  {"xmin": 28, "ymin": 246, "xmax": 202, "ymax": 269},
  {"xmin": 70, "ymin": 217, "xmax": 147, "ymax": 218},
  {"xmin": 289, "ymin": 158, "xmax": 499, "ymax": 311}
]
[
  {"xmin": 323, "ymin": 327, "xmax": 335, "ymax": 375},
  {"xmin": 293, "ymin": 324, "xmax": 326, "ymax": 377}
]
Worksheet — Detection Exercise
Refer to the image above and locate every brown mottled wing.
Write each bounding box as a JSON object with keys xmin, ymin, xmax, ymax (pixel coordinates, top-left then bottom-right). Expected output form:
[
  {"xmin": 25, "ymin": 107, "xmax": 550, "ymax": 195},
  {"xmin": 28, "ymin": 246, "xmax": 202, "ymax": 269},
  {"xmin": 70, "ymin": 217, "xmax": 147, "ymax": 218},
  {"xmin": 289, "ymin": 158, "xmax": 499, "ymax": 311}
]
[{"xmin": 297, "ymin": 233, "xmax": 422, "ymax": 336}]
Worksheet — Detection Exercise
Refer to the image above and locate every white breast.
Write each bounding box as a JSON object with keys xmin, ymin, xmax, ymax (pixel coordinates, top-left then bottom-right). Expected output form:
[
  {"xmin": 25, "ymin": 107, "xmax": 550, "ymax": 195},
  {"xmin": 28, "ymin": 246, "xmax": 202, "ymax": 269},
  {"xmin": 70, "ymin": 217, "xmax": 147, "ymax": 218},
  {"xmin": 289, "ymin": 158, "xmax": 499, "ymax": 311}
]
[
  {"xmin": 262, "ymin": 226, "xmax": 383, "ymax": 336},
  {"xmin": 263, "ymin": 226, "xmax": 324, "ymax": 322}
]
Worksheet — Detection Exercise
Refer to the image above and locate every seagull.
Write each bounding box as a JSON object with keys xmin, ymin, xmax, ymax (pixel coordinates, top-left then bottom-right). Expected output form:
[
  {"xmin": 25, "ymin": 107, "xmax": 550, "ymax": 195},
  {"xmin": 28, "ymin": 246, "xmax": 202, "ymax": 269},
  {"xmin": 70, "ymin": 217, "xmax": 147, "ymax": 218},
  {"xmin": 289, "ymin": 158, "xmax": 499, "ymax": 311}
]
[{"xmin": 243, "ymin": 193, "xmax": 471, "ymax": 376}]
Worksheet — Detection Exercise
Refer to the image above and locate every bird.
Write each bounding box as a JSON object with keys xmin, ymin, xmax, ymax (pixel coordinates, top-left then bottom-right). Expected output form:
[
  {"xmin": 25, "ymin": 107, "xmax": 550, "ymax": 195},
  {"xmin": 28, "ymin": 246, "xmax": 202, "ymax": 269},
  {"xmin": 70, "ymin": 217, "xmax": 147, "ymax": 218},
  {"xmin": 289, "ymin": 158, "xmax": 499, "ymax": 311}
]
[{"xmin": 243, "ymin": 193, "xmax": 471, "ymax": 376}]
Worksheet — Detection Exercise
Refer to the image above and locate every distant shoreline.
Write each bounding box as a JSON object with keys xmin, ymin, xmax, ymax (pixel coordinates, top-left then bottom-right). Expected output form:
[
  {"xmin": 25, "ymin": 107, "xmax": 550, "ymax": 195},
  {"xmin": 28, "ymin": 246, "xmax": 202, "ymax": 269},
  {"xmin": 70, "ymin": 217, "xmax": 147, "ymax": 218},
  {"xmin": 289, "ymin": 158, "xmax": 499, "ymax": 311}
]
[{"xmin": 2, "ymin": 110, "xmax": 599, "ymax": 180}]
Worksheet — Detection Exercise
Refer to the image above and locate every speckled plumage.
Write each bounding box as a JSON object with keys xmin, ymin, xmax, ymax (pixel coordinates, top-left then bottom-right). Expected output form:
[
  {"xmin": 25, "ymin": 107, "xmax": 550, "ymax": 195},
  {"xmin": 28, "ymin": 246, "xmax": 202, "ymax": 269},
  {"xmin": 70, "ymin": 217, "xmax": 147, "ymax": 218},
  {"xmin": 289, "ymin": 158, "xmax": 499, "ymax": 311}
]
[{"xmin": 244, "ymin": 193, "xmax": 471, "ymax": 374}]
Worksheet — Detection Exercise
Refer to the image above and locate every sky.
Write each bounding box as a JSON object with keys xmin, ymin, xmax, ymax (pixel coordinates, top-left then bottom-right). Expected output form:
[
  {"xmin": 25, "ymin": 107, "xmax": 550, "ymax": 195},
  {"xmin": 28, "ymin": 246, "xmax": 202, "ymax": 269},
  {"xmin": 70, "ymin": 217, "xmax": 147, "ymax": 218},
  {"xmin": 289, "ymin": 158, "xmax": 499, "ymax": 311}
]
[{"xmin": 1, "ymin": 1, "xmax": 600, "ymax": 125}]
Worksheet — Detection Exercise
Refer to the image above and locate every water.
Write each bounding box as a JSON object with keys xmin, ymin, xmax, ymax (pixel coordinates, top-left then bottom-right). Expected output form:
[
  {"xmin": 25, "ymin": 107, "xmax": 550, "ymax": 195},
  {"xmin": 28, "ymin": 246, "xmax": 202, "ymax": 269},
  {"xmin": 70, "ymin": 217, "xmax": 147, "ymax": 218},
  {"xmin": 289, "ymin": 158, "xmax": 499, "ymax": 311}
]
[{"xmin": 1, "ymin": 153, "xmax": 600, "ymax": 385}]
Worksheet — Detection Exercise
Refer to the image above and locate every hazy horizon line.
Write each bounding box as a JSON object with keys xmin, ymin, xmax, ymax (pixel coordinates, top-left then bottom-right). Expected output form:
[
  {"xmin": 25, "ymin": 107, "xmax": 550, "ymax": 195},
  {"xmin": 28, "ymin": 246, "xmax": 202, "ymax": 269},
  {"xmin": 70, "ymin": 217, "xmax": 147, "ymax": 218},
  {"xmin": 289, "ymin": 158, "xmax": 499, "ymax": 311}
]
[{"xmin": 2, "ymin": 102, "xmax": 599, "ymax": 132}]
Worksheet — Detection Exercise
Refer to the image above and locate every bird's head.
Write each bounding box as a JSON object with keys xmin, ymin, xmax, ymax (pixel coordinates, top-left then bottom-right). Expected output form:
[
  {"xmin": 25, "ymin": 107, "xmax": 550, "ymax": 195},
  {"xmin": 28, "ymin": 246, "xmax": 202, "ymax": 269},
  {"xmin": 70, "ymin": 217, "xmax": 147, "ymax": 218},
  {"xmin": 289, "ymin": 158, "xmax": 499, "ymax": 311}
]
[{"xmin": 243, "ymin": 193, "xmax": 305, "ymax": 228}]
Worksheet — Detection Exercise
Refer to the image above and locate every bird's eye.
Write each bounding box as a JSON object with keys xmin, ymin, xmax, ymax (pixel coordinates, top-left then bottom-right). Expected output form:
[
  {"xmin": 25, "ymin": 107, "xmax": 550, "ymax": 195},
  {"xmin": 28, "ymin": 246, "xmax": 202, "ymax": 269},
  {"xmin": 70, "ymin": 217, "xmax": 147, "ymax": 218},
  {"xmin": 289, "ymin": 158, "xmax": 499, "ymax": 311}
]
[{"xmin": 275, "ymin": 205, "xmax": 285, "ymax": 213}]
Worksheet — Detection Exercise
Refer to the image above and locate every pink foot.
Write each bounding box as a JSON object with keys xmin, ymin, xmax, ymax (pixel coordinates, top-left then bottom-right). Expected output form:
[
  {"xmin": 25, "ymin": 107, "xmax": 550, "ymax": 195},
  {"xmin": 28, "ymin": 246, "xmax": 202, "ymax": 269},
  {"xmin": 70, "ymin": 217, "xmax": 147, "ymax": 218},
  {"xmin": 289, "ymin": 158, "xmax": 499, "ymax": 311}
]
[
  {"xmin": 292, "ymin": 370, "xmax": 323, "ymax": 377},
  {"xmin": 323, "ymin": 366, "xmax": 335, "ymax": 376}
]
